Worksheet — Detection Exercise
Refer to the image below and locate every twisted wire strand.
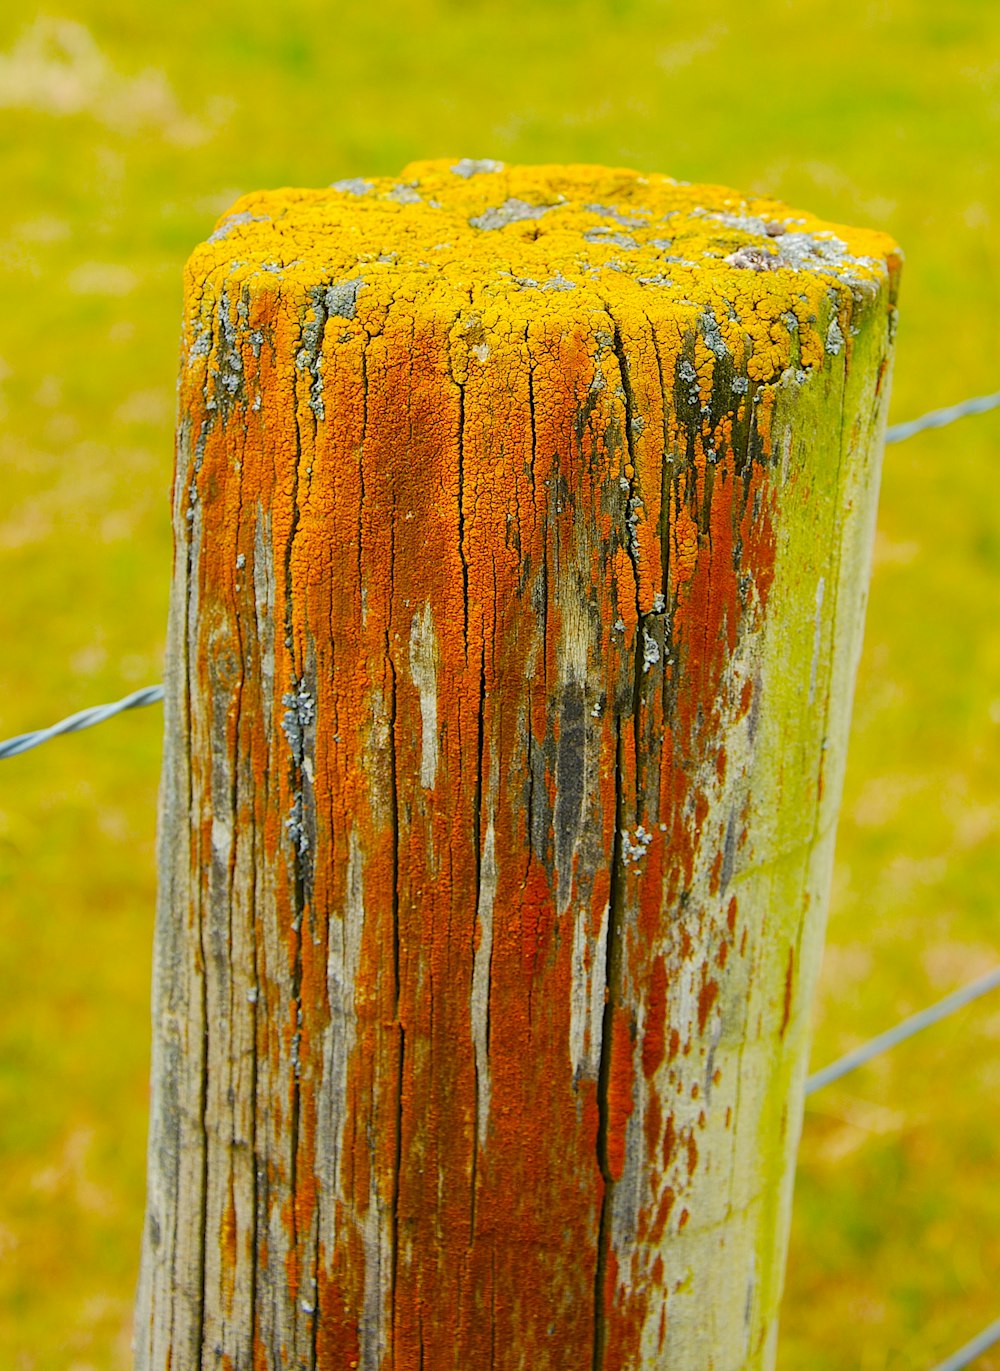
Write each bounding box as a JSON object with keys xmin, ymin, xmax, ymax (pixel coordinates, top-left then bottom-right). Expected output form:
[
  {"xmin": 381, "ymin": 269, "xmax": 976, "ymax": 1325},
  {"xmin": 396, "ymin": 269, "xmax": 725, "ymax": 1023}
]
[
  {"xmin": 805, "ymin": 965, "xmax": 1000, "ymax": 1096},
  {"xmin": 885, "ymin": 389, "xmax": 1000, "ymax": 444},
  {"xmin": 929, "ymin": 1316, "xmax": 1000, "ymax": 1371},
  {"xmin": 0, "ymin": 684, "xmax": 165, "ymax": 760}
]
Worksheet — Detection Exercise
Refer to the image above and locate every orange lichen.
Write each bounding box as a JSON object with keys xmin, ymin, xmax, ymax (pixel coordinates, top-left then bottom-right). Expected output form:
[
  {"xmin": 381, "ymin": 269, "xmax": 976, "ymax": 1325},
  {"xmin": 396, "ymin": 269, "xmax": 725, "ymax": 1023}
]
[
  {"xmin": 641, "ymin": 956, "xmax": 668, "ymax": 1079},
  {"xmin": 606, "ymin": 1007, "xmax": 637, "ymax": 1182},
  {"xmin": 697, "ymin": 978, "xmax": 720, "ymax": 1035},
  {"xmin": 143, "ymin": 158, "xmax": 900, "ymax": 1371}
]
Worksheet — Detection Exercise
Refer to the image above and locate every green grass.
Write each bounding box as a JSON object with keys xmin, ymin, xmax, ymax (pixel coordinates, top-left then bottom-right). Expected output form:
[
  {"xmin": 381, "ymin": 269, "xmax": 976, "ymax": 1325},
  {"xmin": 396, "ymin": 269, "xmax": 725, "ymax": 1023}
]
[{"xmin": 1, "ymin": 1, "xmax": 998, "ymax": 1365}]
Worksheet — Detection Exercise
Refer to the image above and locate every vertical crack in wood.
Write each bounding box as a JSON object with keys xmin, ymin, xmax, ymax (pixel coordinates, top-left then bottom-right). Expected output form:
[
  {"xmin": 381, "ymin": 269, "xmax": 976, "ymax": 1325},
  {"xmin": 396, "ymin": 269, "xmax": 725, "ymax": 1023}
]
[
  {"xmin": 306, "ymin": 289, "xmax": 332, "ymax": 1371},
  {"xmin": 226, "ymin": 355, "xmax": 247, "ymax": 1365},
  {"xmin": 248, "ymin": 799, "xmax": 259, "ymax": 1363},
  {"xmin": 357, "ymin": 344, "xmax": 368, "ymax": 623},
  {"xmin": 526, "ymin": 332, "xmax": 538, "ymax": 511},
  {"xmin": 591, "ymin": 315, "xmax": 651, "ymax": 1369},
  {"xmin": 251, "ymin": 499, "xmax": 276, "ymax": 1368},
  {"xmin": 284, "ymin": 335, "xmax": 309, "ymax": 1367},
  {"xmin": 649, "ymin": 327, "xmax": 674, "ymax": 701},
  {"xmin": 190, "ymin": 403, "xmax": 210, "ymax": 1371},
  {"xmin": 456, "ymin": 375, "xmax": 471, "ymax": 657},
  {"xmin": 387, "ymin": 492, "xmax": 404, "ymax": 1366},
  {"xmin": 610, "ymin": 319, "xmax": 646, "ymax": 764},
  {"xmin": 525, "ymin": 354, "xmax": 541, "ymax": 880},
  {"xmin": 470, "ymin": 626, "xmax": 486, "ymax": 1241},
  {"xmin": 592, "ymin": 719, "xmax": 626, "ymax": 1371}
]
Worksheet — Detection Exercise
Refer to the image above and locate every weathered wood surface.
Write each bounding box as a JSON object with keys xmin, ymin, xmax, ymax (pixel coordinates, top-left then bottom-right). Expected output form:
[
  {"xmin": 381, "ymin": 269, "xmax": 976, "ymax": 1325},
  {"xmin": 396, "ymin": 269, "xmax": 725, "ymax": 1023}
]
[{"xmin": 136, "ymin": 160, "xmax": 900, "ymax": 1371}]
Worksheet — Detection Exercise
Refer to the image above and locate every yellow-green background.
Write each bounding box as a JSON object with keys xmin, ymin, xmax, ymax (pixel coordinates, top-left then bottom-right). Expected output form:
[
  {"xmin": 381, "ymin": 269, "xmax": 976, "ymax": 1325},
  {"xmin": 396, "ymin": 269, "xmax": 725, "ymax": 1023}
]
[{"xmin": 0, "ymin": 2, "xmax": 997, "ymax": 1367}]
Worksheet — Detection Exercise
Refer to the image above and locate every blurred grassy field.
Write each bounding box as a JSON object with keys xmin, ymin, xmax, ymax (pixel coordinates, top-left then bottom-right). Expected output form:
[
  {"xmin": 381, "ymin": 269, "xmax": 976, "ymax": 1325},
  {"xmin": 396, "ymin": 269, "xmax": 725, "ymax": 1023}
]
[{"xmin": 0, "ymin": 1, "xmax": 998, "ymax": 1367}]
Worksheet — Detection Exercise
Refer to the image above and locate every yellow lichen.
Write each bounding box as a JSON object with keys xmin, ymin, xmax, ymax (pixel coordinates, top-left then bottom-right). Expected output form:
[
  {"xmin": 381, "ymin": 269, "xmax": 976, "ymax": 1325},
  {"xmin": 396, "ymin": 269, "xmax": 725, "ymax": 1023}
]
[{"xmin": 189, "ymin": 159, "xmax": 899, "ymax": 406}]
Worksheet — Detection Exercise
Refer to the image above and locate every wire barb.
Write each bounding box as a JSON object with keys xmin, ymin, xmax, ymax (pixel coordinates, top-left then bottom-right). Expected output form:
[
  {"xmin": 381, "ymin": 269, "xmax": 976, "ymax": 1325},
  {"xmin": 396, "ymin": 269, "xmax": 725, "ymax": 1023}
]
[
  {"xmin": 0, "ymin": 684, "xmax": 165, "ymax": 760},
  {"xmin": 885, "ymin": 389, "xmax": 1000, "ymax": 444},
  {"xmin": 805, "ymin": 965, "xmax": 1000, "ymax": 1096},
  {"xmin": 928, "ymin": 1315, "xmax": 1000, "ymax": 1371}
]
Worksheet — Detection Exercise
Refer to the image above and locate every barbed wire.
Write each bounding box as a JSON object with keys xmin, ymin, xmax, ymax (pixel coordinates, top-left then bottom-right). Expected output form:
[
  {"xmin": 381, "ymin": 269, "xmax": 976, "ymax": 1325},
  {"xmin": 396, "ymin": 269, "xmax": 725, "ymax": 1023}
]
[
  {"xmin": 805, "ymin": 965, "xmax": 1000, "ymax": 1095},
  {"xmin": 929, "ymin": 1315, "xmax": 1000, "ymax": 1371},
  {"xmin": 885, "ymin": 389, "xmax": 1000, "ymax": 444},
  {"xmin": 0, "ymin": 684, "xmax": 165, "ymax": 760}
]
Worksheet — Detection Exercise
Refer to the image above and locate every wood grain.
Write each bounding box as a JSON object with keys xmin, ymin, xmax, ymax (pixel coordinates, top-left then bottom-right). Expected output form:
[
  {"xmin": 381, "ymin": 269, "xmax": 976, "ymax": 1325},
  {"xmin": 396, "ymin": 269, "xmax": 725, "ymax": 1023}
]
[{"xmin": 135, "ymin": 160, "xmax": 900, "ymax": 1370}]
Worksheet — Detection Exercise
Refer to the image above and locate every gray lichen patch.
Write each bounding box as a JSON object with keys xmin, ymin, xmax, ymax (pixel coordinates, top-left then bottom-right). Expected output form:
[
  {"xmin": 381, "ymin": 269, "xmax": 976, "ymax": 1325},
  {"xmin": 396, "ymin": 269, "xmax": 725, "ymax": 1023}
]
[
  {"xmin": 187, "ymin": 321, "xmax": 212, "ymax": 362},
  {"xmin": 282, "ymin": 681, "xmax": 316, "ymax": 766},
  {"xmin": 451, "ymin": 157, "xmax": 505, "ymax": 178},
  {"xmin": 702, "ymin": 208, "xmax": 776, "ymax": 238},
  {"xmin": 677, "ymin": 359, "xmax": 700, "ymax": 407},
  {"xmin": 330, "ymin": 177, "xmax": 373, "ymax": 196},
  {"xmin": 201, "ymin": 285, "xmax": 247, "ymax": 417},
  {"xmin": 387, "ymin": 183, "xmax": 422, "ymax": 204},
  {"xmin": 584, "ymin": 228, "xmax": 640, "ymax": 251},
  {"xmin": 620, "ymin": 825, "xmax": 653, "ymax": 865},
  {"xmin": 324, "ymin": 276, "xmax": 365, "ymax": 321},
  {"xmin": 285, "ymin": 790, "xmax": 310, "ymax": 856},
  {"xmin": 700, "ymin": 309, "xmax": 728, "ymax": 360},
  {"xmin": 469, "ymin": 198, "xmax": 558, "ymax": 231},
  {"xmin": 584, "ymin": 202, "xmax": 649, "ymax": 228},
  {"xmin": 208, "ymin": 211, "xmax": 271, "ymax": 243}
]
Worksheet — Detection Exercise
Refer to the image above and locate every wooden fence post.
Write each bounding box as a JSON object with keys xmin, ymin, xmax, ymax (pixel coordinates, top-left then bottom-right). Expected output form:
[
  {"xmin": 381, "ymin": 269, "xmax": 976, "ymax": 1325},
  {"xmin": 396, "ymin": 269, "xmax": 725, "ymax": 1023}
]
[{"xmin": 135, "ymin": 160, "xmax": 900, "ymax": 1370}]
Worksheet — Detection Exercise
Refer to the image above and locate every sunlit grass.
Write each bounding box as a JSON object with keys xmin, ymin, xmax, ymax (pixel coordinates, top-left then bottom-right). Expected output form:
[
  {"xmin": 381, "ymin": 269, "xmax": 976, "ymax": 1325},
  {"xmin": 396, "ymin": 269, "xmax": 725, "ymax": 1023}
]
[{"xmin": 0, "ymin": 1, "xmax": 998, "ymax": 1366}]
